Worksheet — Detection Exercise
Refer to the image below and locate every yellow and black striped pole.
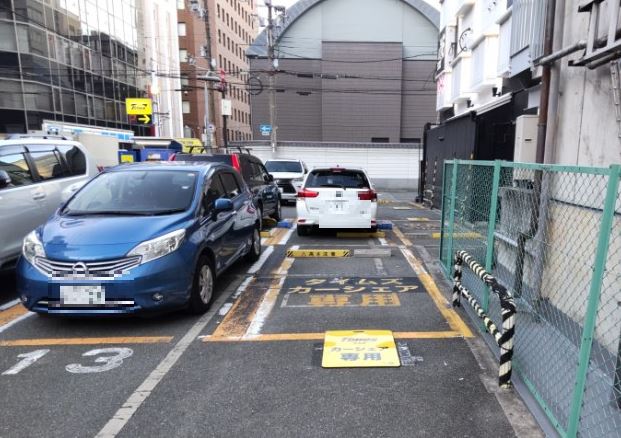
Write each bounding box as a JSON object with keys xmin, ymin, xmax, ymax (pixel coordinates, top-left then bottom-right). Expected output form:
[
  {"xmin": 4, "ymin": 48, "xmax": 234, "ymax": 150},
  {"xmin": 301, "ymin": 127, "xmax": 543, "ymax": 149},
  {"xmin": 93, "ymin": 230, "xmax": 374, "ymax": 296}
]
[{"xmin": 453, "ymin": 250, "xmax": 516, "ymax": 389}]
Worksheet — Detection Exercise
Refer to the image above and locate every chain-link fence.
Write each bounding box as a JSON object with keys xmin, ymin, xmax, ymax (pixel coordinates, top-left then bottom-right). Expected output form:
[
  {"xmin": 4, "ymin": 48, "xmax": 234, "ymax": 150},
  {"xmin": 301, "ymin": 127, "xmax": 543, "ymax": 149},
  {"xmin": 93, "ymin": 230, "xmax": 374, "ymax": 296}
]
[{"xmin": 440, "ymin": 160, "xmax": 621, "ymax": 438}]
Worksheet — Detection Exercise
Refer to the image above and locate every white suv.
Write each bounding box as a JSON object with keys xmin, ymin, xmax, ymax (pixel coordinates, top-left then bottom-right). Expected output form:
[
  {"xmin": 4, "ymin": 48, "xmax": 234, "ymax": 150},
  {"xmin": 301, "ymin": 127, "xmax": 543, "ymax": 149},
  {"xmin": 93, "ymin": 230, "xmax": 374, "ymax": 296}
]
[
  {"xmin": 296, "ymin": 167, "xmax": 378, "ymax": 236},
  {"xmin": 0, "ymin": 136, "xmax": 97, "ymax": 269},
  {"xmin": 264, "ymin": 159, "xmax": 308, "ymax": 204}
]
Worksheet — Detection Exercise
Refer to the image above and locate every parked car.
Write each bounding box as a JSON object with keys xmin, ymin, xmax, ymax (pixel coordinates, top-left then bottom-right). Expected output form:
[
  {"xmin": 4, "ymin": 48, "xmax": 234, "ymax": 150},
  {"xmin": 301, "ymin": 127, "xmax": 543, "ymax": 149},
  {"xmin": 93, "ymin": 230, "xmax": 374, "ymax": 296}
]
[
  {"xmin": 264, "ymin": 159, "xmax": 308, "ymax": 205},
  {"xmin": 0, "ymin": 136, "xmax": 98, "ymax": 270},
  {"xmin": 296, "ymin": 167, "xmax": 378, "ymax": 236},
  {"xmin": 16, "ymin": 162, "xmax": 261, "ymax": 315},
  {"xmin": 174, "ymin": 151, "xmax": 281, "ymax": 224}
]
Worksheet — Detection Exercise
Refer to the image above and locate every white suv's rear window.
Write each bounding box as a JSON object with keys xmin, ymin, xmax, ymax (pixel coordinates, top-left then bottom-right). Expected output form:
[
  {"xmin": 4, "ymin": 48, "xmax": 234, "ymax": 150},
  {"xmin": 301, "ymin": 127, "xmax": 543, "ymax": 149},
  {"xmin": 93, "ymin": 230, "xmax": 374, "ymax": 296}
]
[
  {"xmin": 306, "ymin": 170, "xmax": 369, "ymax": 189},
  {"xmin": 265, "ymin": 161, "xmax": 303, "ymax": 173}
]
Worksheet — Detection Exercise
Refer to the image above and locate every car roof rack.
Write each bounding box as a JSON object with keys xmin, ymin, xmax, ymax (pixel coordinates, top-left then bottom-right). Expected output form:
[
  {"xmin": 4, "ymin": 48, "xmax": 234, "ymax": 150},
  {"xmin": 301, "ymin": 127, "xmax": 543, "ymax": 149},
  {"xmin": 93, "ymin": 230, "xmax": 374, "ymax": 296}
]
[{"xmin": 7, "ymin": 133, "xmax": 70, "ymax": 140}]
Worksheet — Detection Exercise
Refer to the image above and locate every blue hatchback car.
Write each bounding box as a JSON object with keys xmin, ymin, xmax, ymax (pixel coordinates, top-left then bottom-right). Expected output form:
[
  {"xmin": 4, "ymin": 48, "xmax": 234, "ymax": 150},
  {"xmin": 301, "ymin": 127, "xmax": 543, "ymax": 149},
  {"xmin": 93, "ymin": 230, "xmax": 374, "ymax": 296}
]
[{"xmin": 16, "ymin": 162, "xmax": 261, "ymax": 315}]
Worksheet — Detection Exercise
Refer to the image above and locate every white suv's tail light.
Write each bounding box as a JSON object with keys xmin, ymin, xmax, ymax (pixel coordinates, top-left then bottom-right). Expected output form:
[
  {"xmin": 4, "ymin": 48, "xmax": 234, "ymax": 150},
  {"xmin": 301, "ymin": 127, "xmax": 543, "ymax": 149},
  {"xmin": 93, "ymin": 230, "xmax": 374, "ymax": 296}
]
[
  {"xmin": 297, "ymin": 188, "xmax": 319, "ymax": 198},
  {"xmin": 358, "ymin": 189, "xmax": 377, "ymax": 201}
]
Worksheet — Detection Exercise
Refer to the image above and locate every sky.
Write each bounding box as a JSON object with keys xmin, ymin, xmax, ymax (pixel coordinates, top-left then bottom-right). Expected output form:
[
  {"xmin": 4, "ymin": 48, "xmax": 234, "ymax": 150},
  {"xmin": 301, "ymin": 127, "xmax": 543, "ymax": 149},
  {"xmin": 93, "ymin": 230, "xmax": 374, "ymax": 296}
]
[{"xmin": 257, "ymin": 0, "xmax": 440, "ymax": 21}]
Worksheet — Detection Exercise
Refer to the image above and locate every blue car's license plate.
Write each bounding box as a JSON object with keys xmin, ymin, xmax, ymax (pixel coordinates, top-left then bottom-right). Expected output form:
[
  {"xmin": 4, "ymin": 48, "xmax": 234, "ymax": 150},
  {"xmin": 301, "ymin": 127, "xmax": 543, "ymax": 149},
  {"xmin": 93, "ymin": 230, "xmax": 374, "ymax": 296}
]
[{"xmin": 60, "ymin": 285, "xmax": 106, "ymax": 305}]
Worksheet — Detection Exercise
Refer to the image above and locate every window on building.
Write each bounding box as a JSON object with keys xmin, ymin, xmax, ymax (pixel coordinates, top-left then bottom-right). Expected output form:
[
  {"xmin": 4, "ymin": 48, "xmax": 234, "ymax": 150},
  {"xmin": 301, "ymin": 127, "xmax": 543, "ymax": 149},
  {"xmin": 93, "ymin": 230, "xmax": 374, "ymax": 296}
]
[
  {"xmin": 371, "ymin": 137, "xmax": 390, "ymax": 143},
  {"xmin": 178, "ymin": 23, "xmax": 186, "ymax": 37},
  {"xmin": 179, "ymin": 49, "xmax": 188, "ymax": 62},
  {"xmin": 218, "ymin": 30, "xmax": 221, "ymax": 43},
  {"xmin": 217, "ymin": 4, "xmax": 220, "ymax": 18},
  {"xmin": 182, "ymin": 101, "xmax": 191, "ymax": 113}
]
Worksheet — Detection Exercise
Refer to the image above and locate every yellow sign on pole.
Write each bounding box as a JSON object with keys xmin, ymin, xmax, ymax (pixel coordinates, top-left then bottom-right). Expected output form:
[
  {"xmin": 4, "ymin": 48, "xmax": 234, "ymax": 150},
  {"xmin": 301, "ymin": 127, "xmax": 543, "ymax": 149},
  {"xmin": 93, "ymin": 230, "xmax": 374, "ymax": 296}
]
[
  {"xmin": 125, "ymin": 98, "xmax": 152, "ymax": 115},
  {"xmin": 322, "ymin": 330, "xmax": 401, "ymax": 368}
]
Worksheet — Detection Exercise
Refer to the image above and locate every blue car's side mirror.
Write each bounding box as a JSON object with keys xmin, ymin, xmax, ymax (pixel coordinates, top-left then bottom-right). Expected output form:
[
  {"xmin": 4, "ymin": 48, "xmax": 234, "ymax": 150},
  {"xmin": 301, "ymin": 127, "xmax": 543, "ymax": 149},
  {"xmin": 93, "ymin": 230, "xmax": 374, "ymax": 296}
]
[{"xmin": 214, "ymin": 198, "xmax": 234, "ymax": 212}]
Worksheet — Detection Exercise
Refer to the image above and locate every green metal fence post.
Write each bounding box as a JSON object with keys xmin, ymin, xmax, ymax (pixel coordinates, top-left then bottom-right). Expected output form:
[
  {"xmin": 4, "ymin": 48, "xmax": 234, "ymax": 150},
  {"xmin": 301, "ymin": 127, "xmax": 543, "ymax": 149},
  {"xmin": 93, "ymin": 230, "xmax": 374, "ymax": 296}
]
[
  {"xmin": 483, "ymin": 160, "xmax": 502, "ymax": 313},
  {"xmin": 445, "ymin": 160, "xmax": 459, "ymax": 270},
  {"xmin": 566, "ymin": 164, "xmax": 621, "ymax": 437},
  {"xmin": 440, "ymin": 161, "xmax": 449, "ymax": 274}
]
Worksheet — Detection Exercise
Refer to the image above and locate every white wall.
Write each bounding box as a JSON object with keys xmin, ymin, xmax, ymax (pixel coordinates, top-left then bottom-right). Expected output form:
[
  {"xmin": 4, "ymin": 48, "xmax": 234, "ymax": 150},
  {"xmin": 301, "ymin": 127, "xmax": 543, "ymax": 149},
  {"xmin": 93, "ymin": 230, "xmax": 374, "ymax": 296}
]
[{"xmin": 248, "ymin": 145, "xmax": 422, "ymax": 189}]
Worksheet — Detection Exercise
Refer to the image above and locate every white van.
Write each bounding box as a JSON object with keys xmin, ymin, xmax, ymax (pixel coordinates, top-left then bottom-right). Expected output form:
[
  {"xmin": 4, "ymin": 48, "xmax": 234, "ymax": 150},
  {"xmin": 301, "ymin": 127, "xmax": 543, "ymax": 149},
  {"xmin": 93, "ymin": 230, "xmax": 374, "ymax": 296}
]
[{"xmin": 0, "ymin": 136, "xmax": 98, "ymax": 269}]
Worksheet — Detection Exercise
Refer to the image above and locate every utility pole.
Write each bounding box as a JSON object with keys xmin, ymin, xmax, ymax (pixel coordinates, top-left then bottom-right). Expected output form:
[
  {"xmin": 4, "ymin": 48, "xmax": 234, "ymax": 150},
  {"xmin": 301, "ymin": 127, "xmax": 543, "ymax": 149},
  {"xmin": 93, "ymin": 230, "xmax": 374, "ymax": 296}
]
[{"xmin": 265, "ymin": 0, "xmax": 284, "ymax": 152}]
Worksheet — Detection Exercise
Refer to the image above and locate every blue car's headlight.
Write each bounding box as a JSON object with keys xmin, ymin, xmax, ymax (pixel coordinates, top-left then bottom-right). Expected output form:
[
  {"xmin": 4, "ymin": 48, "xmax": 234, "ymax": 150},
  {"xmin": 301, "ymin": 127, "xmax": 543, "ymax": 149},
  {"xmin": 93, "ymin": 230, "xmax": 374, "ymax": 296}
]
[
  {"xmin": 22, "ymin": 230, "xmax": 45, "ymax": 265},
  {"xmin": 127, "ymin": 229, "xmax": 185, "ymax": 264}
]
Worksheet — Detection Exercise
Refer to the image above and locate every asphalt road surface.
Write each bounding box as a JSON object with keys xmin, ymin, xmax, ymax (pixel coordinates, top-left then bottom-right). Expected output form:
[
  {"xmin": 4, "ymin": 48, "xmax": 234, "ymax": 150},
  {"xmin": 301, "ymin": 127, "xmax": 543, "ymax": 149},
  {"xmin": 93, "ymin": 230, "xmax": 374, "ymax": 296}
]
[{"xmin": 0, "ymin": 192, "xmax": 542, "ymax": 438}]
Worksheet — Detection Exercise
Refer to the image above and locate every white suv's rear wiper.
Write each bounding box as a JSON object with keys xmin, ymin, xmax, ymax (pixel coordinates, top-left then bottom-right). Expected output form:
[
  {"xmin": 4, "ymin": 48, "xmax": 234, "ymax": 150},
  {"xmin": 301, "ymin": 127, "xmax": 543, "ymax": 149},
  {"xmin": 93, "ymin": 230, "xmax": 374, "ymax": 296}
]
[{"xmin": 319, "ymin": 184, "xmax": 345, "ymax": 189}]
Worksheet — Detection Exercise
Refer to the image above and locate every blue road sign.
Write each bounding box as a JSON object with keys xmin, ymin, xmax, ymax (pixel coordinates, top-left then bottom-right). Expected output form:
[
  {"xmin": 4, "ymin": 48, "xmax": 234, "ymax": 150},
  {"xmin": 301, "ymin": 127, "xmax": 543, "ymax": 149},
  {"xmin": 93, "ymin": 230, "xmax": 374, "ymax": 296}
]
[{"xmin": 260, "ymin": 124, "xmax": 272, "ymax": 136}]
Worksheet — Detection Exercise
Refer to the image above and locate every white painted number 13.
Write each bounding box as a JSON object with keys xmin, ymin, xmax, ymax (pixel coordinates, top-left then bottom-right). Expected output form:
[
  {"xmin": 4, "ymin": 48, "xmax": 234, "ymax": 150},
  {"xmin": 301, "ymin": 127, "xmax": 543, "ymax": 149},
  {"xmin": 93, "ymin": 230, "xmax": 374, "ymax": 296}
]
[{"xmin": 2, "ymin": 348, "xmax": 133, "ymax": 375}]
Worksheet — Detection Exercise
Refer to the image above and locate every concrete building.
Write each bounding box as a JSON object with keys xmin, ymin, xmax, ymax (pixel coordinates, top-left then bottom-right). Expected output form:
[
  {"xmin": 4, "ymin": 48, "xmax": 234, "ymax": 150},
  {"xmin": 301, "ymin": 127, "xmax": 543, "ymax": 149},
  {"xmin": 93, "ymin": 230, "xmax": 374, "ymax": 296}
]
[
  {"xmin": 430, "ymin": 0, "xmax": 621, "ymax": 173},
  {"xmin": 0, "ymin": 0, "xmax": 149, "ymax": 135},
  {"xmin": 246, "ymin": 0, "xmax": 440, "ymax": 143},
  {"xmin": 177, "ymin": 0, "xmax": 257, "ymax": 146},
  {"xmin": 137, "ymin": 0, "xmax": 183, "ymax": 137}
]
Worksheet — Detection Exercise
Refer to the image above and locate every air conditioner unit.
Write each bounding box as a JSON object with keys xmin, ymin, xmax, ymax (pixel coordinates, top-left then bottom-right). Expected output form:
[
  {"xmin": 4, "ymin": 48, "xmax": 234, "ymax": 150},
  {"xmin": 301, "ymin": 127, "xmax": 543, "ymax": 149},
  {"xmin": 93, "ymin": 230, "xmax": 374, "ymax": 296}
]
[{"xmin": 514, "ymin": 115, "xmax": 538, "ymax": 163}]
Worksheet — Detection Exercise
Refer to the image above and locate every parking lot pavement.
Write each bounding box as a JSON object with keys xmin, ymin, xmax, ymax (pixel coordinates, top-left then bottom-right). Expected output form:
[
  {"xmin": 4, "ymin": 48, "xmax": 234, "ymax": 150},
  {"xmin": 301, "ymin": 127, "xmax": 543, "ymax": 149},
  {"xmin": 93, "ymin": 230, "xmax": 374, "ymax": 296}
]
[{"xmin": 0, "ymin": 192, "xmax": 541, "ymax": 437}]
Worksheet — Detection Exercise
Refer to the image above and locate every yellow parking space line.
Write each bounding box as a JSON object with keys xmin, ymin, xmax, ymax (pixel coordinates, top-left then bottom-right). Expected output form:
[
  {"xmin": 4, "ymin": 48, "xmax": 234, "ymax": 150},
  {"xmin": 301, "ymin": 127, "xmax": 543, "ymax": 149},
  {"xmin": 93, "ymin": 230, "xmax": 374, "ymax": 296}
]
[
  {"xmin": 0, "ymin": 336, "xmax": 173, "ymax": 346},
  {"xmin": 286, "ymin": 249, "xmax": 350, "ymax": 258},
  {"xmin": 210, "ymin": 278, "xmax": 260, "ymax": 338},
  {"xmin": 399, "ymin": 246, "xmax": 473, "ymax": 338},
  {"xmin": 260, "ymin": 229, "xmax": 275, "ymax": 238},
  {"xmin": 202, "ymin": 331, "xmax": 463, "ymax": 342},
  {"xmin": 407, "ymin": 201, "xmax": 425, "ymax": 210},
  {"xmin": 212, "ymin": 255, "xmax": 294, "ymax": 339},
  {"xmin": 336, "ymin": 231, "xmax": 385, "ymax": 238},
  {"xmin": 0, "ymin": 304, "xmax": 28, "ymax": 327},
  {"xmin": 431, "ymin": 232, "xmax": 482, "ymax": 239},
  {"xmin": 393, "ymin": 225, "xmax": 413, "ymax": 246},
  {"xmin": 273, "ymin": 257, "xmax": 294, "ymax": 276},
  {"xmin": 264, "ymin": 228, "xmax": 288, "ymax": 245}
]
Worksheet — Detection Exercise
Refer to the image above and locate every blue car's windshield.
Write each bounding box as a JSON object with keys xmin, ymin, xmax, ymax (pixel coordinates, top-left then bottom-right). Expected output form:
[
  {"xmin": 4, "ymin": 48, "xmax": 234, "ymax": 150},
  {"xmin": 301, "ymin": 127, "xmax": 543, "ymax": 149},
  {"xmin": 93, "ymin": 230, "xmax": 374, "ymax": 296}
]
[{"xmin": 64, "ymin": 170, "xmax": 198, "ymax": 216}]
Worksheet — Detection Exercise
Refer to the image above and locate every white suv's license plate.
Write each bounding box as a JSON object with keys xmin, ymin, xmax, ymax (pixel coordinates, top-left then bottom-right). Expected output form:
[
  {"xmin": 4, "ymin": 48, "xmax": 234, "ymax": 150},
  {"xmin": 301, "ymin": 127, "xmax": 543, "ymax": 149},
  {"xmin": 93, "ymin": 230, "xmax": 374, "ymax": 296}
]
[
  {"xmin": 331, "ymin": 201, "xmax": 346, "ymax": 211},
  {"xmin": 60, "ymin": 285, "xmax": 105, "ymax": 305}
]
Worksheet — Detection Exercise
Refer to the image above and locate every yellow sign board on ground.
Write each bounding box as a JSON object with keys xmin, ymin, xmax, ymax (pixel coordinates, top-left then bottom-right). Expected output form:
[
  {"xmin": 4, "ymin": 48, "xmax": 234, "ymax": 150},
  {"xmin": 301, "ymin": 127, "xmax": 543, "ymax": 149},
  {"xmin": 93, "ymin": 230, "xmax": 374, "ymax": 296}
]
[
  {"xmin": 286, "ymin": 249, "xmax": 351, "ymax": 258},
  {"xmin": 125, "ymin": 98, "xmax": 152, "ymax": 115},
  {"xmin": 322, "ymin": 330, "xmax": 401, "ymax": 368}
]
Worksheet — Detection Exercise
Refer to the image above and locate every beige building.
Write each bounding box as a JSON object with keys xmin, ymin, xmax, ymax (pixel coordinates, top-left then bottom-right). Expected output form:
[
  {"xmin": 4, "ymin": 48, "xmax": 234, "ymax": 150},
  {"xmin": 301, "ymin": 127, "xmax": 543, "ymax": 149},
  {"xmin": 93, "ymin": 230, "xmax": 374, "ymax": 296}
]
[{"xmin": 177, "ymin": 0, "xmax": 257, "ymax": 147}]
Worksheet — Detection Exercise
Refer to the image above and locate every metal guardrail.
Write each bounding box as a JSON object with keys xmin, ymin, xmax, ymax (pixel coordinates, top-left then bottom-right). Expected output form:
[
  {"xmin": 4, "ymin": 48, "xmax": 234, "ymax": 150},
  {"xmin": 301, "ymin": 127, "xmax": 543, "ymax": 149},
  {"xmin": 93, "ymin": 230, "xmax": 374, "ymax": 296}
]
[{"xmin": 453, "ymin": 250, "xmax": 516, "ymax": 388}]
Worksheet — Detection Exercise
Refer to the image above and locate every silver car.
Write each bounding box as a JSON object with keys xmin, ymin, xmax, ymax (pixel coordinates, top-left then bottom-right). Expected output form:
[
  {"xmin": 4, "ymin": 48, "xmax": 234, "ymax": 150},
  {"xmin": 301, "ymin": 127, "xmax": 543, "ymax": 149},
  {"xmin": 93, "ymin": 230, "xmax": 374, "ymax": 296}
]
[{"xmin": 0, "ymin": 137, "xmax": 97, "ymax": 270}]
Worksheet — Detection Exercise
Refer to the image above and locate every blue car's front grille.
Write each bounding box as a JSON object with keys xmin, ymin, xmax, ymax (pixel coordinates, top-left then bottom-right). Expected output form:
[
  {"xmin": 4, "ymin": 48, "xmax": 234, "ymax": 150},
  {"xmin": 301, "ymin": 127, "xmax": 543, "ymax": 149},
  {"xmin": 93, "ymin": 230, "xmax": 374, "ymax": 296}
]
[{"xmin": 34, "ymin": 256, "xmax": 142, "ymax": 279}]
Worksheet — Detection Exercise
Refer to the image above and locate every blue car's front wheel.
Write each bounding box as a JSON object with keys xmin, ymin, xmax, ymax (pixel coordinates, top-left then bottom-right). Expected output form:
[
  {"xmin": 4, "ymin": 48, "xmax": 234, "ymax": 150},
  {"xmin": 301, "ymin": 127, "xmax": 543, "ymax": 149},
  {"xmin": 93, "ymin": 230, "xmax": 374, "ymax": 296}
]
[{"xmin": 188, "ymin": 256, "xmax": 214, "ymax": 314}]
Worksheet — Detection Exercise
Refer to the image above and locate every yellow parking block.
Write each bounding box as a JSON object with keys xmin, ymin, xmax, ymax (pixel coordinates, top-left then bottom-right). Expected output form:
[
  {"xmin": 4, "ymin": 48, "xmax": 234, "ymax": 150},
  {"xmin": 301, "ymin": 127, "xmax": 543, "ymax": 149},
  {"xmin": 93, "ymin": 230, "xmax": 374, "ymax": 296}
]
[
  {"xmin": 0, "ymin": 336, "xmax": 174, "ymax": 346},
  {"xmin": 322, "ymin": 330, "xmax": 400, "ymax": 368},
  {"xmin": 431, "ymin": 232, "xmax": 482, "ymax": 239},
  {"xmin": 407, "ymin": 217, "xmax": 430, "ymax": 222},
  {"xmin": 286, "ymin": 249, "xmax": 351, "ymax": 258},
  {"xmin": 336, "ymin": 231, "xmax": 385, "ymax": 238}
]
